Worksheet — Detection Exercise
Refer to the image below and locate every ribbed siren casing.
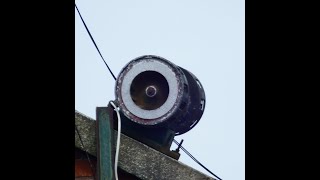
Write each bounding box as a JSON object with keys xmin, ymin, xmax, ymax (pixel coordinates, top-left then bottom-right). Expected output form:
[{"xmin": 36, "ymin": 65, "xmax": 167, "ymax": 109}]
[{"xmin": 115, "ymin": 55, "xmax": 205, "ymax": 135}]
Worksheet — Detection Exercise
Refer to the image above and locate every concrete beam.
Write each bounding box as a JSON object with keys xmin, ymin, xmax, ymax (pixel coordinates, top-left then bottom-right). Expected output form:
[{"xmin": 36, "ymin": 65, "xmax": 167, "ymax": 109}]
[{"xmin": 75, "ymin": 110, "xmax": 215, "ymax": 180}]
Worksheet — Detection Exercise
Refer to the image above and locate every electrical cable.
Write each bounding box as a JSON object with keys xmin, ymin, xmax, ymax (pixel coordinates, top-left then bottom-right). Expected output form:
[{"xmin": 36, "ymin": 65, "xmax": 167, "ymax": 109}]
[
  {"xmin": 173, "ymin": 139, "xmax": 222, "ymax": 180},
  {"xmin": 75, "ymin": 4, "xmax": 116, "ymax": 80},
  {"xmin": 110, "ymin": 101, "xmax": 121, "ymax": 180}
]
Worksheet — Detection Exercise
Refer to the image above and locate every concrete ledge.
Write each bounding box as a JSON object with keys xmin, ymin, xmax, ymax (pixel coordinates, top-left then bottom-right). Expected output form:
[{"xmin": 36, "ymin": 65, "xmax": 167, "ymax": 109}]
[
  {"xmin": 75, "ymin": 110, "xmax": 215, "ymax": 180},
  {"xmin": 75, "ymin": 110, "xmax": 97, "ymax": 156}
]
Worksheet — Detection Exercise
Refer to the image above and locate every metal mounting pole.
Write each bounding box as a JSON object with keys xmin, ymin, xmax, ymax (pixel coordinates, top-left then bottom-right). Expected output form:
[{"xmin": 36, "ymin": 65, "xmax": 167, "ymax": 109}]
[{"xmin": 96, "ymin": 106, "xmax": 115, "ymax": 180}]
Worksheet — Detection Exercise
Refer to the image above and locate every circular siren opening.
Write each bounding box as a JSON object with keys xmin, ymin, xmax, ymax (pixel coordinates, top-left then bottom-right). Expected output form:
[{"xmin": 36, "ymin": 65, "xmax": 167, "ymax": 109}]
[{"xmin": 130, "ymin": 71, "xmax": 169, "ymax": 110}]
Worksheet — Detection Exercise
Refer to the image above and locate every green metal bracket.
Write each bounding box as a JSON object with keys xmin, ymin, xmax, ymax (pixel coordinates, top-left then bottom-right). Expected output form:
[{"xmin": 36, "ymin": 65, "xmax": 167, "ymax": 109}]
[
  {"xmin": 113, "ymin": 111, "xmax": 180, "ymax": 160},
  {"xmin": 96, "ymin": 106, "xmax": 115, "ymax": 180}
]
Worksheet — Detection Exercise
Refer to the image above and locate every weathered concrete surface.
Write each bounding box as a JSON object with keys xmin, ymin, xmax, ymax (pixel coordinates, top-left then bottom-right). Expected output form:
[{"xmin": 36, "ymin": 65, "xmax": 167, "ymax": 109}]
[
  {"xmin": 75, "ymin": 111, "xmax": 97, "ymax": 156},
  {"xmin": 75, "ymin": 110, "xmax": 215, "ymax": 180}
]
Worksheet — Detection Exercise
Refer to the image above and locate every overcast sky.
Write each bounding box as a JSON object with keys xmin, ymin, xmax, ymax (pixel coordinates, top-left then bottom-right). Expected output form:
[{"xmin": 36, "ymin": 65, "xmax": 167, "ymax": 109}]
[{"xmin": 75, "ymin": 1, "xmax": 244, "ymax": 179}]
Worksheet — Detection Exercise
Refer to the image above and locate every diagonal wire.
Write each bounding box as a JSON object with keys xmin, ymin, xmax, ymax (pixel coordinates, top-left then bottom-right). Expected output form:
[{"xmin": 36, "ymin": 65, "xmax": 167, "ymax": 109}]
[
  {"xmin": 75, "ymin": 4, "xmax": 117, "ymax": 80},
  {"xmin": 173, "ymin": 139, "xmax": 222, "ymax": 180},
  {"xmin": 75, "ymin": 123, "xmax": 96, "ymax": 179}
]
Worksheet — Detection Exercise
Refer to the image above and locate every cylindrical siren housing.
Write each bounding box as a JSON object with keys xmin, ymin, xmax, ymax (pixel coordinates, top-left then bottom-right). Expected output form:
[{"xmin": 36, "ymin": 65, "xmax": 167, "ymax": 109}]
[{"xmin": 115, "ymin": 55, "xmax": 205, "ymax": 135}]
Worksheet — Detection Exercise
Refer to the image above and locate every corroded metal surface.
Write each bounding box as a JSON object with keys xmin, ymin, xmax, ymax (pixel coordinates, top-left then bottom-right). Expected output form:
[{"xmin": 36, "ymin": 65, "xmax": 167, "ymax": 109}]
[
  {"xmin": 75, "ymin": 177, "xmax": 94, "ymax": 180},
  {"xmin": 75, "ymin": 111, "xmax": 215, "ymax": 180},
  {"xmin": 75, "ymin": 148, "xmax": 96, "ymax": 179},
  {"xmin": 75, "ymin": 159, "xmax": 96, "ymax": 177}
]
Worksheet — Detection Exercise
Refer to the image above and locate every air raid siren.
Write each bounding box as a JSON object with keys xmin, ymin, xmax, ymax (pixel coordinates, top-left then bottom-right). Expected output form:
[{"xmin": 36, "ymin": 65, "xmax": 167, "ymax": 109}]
[{"xmin": 115, "ymin": 55, "xmax": 205, "ymax": 135}]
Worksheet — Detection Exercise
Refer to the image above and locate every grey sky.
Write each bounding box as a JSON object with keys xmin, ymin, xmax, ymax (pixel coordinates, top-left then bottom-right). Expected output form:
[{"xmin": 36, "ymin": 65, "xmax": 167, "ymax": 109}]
[{"xmin": 75, "ymin": 1, "xmax": 244, "ymax": 180}]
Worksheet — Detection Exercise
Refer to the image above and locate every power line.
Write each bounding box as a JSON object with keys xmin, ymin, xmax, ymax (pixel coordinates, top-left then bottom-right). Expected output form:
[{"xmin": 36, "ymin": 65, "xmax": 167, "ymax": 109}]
[
  {"xmin": 75, "ymin": 4, "xmax": 116, "ymax": 80},
  {"xmin": 173, "ymin": 139, "xmax": 222, "ymax": 180}
]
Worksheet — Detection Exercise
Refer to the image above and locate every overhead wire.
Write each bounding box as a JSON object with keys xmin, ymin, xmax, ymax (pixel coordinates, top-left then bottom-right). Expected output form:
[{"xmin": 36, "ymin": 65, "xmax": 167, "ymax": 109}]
[
  {"xmin": 75, "ymin": 4, "xmax": 116, "ymax": 80},
  {"xmin": 173, "ymin": 139, "xmax": 222, "ymax": 180}
]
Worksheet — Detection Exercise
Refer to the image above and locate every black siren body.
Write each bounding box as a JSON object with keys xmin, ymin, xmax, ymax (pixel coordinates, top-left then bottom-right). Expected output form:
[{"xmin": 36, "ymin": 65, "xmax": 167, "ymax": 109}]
[{"xmin": 115, "ymin": 55, "xmax": 205, "ymax": 135}]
